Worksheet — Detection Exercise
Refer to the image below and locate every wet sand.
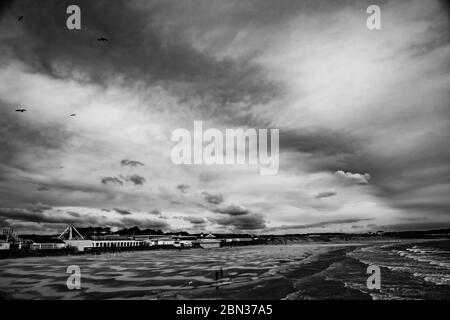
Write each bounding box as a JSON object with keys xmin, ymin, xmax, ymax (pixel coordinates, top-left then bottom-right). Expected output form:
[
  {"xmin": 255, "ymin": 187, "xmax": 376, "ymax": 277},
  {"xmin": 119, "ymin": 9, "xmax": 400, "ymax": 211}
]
[
  {"xmin": 3, "ymin": 241, "xmax": 448, "ymax": 300},
  {"xmin": 0, "ymin": 243, "xmax": 364, "ymax": 300}
]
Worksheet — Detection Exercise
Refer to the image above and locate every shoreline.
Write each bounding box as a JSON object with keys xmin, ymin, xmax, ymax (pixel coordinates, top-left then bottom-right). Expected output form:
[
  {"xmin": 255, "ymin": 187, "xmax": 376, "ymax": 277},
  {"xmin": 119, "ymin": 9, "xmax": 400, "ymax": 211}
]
[
  {"xmin": 1, "ymin": 238, "xmax": 447, "ymax": 261},
  {"xmin": 1, "ymin": 240, "xmax": 448, "ymax": 300},
  {"xmin": 159, "ymin": 244, "xmax": 366, "ymax": 300},
  {"xmin": 0, "ymin": 243, "xmax": 361, "ymax": 300}
]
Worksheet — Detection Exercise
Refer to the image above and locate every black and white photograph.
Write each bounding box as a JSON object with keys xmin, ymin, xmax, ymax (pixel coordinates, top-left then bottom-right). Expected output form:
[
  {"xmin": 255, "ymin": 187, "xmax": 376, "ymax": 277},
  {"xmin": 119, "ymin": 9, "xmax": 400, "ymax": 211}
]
[{"xmin": 0, "ymin": 0, "xmax": 449, "ymax": 308}]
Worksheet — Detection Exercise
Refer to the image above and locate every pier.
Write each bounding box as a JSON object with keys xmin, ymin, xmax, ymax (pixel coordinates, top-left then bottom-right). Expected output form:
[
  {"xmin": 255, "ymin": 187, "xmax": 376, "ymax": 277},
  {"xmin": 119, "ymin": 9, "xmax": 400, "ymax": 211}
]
[{"xmin": 0, "ymin": 226, "xmax": 267, "ymax": 259}]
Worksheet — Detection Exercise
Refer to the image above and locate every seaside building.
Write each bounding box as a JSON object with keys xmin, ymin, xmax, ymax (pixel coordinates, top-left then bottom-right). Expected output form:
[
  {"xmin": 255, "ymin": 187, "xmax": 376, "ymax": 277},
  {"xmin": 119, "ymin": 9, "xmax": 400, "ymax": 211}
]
[
  {"xmin": 58, "ymin": 225, "xmax": 145, "ymax": 252},
  {"xmin": 5, "ymin": 225, "xmax": 264, "ymax": 254},
  {"xmin": 196, "ymin": 233, "xmax": 221, "ymax": 248},
  {"xmin": 173, "ymin": 240, "xmax": 193, "ymax": 248},
  {"xmin": 172, "ymin": 235, "xmax": 196, "ymax": 248},
  {"xmin": 91, "ymin": 239, "xmax": 143, "ymax": 249},
  {"xmin": 60, "ymin": 238, "xmax": 145, "ymax": 252},
  {"xmin": 155, "ymin": 237, "xmax": 176, "ymax": 246},
  {"xmin": 28, "ymin": 238, "xmax": 66, "ymax": 250}
]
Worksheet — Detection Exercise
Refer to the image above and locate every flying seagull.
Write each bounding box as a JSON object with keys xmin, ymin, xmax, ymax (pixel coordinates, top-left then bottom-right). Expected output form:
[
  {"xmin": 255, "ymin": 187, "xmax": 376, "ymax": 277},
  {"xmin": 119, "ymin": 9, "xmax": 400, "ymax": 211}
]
[
  {"xmin": 18, "ymin": 16, "xmax": 23, "ymax": 21},
  {"xmin": 97, "ymin": 37, "xmax": 108, "ymax": 42},
  {"xmin": 15, "ymin": 109, "xmax": 26, "ymax": 112},
  {"xmin": 70, "ymin": 113, "xmax": 76, "ymax": 117}
]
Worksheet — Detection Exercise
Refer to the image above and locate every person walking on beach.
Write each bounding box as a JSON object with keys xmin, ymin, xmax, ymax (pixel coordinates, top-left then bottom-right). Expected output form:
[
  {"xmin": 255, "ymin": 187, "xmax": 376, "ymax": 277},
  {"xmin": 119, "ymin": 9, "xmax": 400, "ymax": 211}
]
[{"xmin": 219, "ymin": 268, "xmax": 223, "ymax": 278}]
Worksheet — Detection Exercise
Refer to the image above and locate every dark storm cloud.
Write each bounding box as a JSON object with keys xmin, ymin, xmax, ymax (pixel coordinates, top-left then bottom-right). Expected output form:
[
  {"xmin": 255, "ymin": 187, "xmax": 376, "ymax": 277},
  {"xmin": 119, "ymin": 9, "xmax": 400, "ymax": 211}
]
[
  {"xmin": 121, "ymin": 159, "xmax": 144, "ymax": 167},
  {"xmin": 212, "ymin": 213, "xmax": 266, "ymax": 230},
  {"xmin": 334, "ymin": 135, "xmax": 450, "ymax": 215},
  {"xmin": 67, "ymin": 211, "xmax": 81, "ymax": 218},
  {"xmin": 314, "ymin": 191, "xmax": 337, "ymax": 199},
  {"xmin": 183, "ymin": 216, "xmax": 206, "ymax": 225},
  {"xmin": 377, "ymin": 160, "xmax": 450, "ymax": 215},
  {"xmin": 0, "ymin": 168, "xmax": 114, "ymax": 208},
  {"xmin": 113, "ymin": 208, "xmax": 132, "ymax": 216},
  {"xmin": 281, "ymin": 123, "xmax": 449, "ymax": 217},
  {"xmin": 0, "ymin": 101, "xmax": 73, "ymax": 171},
  {"xmin": 278, "ymin": 129, "xmax": 370, "ymax": 177},
  {"xmin": 3, "ymin": 220, "xmax": 70, "ymax": 234},
  {"xmin": 376, "ymin": 222, "xmax": 450, "ymax": 232},
  {"xmin": 124, "ymin": 174, "xmax": 145, "ymax": 186},
  {"xmin": 202, "ymin": 191, "xmax": 224, "ymax": 205},
  {"xmin": 214, "ymin": 204, "xmax": 250, "ymax": 216},
  {"xmin": 265, "ymin": 218, "xmax": 372, "ymax": 232},
  {"xmin": 31, "ymin": 203, "xmax": 52, "ymax": 213},
  {"xmin": 0, "ymin": 205, "xmax": 171, "ymax": 232},
  {"xmin": 2, "ymin": 0, "xmax": 277, "ymax": 114},
  {"xmin": 438, "ymin": 0, "xmax": 450, "ymax": 18},
  {"xmin": 0, "ymin": 205, "xmax": 82, "ymax": 224},
  {"xmin": 101, "ymin": 177, "xmax": 123, "ymax": 186},
  {"xmin": 280, "ymin": 109, "xmax": 449, "ymax": 217},
  {"xmin": 43, "ymin": 175, "xmax": 144, "ymax": 196},
  {"xmin": 280, "ymin": 129, "xmax": 360, "ymax": 157},
  {"xmin": 120, "ymin": 217, "xmax": 169, "ymax": 230},
  {"xmin": 0, "ymin": 0, "xmax": 15, "ymax": 20},
  {"xmin": 177, "ymin": 184, "xmax": 189, "ymax": 193}
]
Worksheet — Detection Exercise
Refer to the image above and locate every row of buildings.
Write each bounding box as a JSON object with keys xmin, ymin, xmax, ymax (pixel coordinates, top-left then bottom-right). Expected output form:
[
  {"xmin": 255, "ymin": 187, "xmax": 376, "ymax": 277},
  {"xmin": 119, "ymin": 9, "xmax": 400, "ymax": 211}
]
[
  {"xmin": 0, "ymin": 226, "xmax": 264, "ymax": 255},
  {"xmin": 0, "ymin": 227, "xmax": 68, "ymax": 251}
]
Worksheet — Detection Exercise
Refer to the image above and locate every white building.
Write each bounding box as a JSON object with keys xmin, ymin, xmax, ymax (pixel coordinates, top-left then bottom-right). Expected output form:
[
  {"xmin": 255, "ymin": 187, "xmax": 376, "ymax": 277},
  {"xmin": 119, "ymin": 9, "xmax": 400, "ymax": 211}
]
[
  {"xmin": 59, "ymin": 226, "xmax": 145, "ymax": 251},
  {"xmin": 197, "ymin": 238, "xmax": 221, "ymax": 248},
  {"xmin": 64, "ymin": 239, "xmax": 145, "ymax": 251},
  {"xmin": 143, "ymin": 239, "xmax": 157, "ymax": 246},
  {"xmin": 64, "ymin": 239, "xmax": 93, "ymax": 252},
  {"xmin": 29, "ymin": 239, "xmax": 66, "ymax": 250},
  {"xmin": 156, "ymin": 238, "xmax": 175, "ymax": 246},
  {"xmin": 91, "ymin": 240, "xmax": 143, "ymax": 248},
  {"xmin": 174, "ymin": 240, "xmax": 193, "ymax": 248}
]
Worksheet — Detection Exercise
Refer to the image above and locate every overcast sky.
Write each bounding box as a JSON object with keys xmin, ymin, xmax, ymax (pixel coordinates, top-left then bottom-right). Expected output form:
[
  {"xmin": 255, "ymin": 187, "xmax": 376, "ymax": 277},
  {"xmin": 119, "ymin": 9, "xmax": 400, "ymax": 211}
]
[{"xmin": 0, "ymin": 0, "xmax": 449, "ymax": 234}]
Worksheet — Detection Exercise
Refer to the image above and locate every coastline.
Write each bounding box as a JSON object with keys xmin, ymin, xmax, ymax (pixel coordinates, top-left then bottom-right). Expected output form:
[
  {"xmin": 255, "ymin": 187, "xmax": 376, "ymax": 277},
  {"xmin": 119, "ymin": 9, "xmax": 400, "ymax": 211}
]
[
  {"xmin": 0, "ymin": 243, "xmax": 360, "ymax": 300},
  {"xmin": 0, "ymin": 240, "xmax": 448, "ymax": 300},
  {"xmin": 158, "ymin": 244, "xmax": 368, "ymax": 300}
]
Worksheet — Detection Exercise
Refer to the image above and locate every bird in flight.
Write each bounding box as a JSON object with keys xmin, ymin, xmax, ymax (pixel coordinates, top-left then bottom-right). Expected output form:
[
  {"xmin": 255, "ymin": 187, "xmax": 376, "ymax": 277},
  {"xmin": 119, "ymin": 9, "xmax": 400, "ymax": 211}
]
[
  {"xmin": 18, "ymin": 16, "xmax": 23, "ymax": 21},
  {"xmin": 97, "ymin": 37, "xmax": 108, "ymax": 42},
  {"xmin": 70, "ymin": 113, "xmax": 76, "ymax": 117},
  {"xmin": 15, "ymin": 109, "xmax": 26, "ymax": 112}
]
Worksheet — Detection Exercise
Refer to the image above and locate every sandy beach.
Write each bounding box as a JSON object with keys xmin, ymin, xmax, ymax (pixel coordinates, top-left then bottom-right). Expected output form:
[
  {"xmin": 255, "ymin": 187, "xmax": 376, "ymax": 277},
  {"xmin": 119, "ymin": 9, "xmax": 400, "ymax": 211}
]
[
  {"xmin": 1, "ymin": 241, "xmax": 449, "ymax": 300},
  {"xmin": 0, "ymin": 244, "xmax": 357, "ymax": 299}
]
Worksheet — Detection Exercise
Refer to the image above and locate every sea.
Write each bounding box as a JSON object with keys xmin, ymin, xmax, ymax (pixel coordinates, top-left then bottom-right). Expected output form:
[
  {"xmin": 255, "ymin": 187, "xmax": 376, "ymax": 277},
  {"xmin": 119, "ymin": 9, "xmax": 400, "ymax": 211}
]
[{"xmin": 0, "ymin": 240, "xmax": 449, "ymax": 300}]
